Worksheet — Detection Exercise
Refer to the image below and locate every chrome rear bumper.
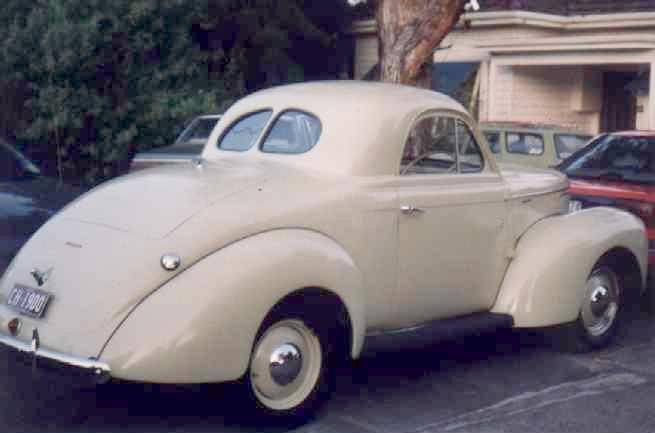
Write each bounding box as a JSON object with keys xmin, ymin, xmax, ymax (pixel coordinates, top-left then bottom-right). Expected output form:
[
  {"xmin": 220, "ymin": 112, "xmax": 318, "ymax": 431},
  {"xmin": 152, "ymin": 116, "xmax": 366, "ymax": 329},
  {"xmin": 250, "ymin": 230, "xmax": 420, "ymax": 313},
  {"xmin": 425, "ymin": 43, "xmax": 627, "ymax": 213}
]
[{"xmin": 0, "ymin": 331, "xmax": 110, "ymax": 383}]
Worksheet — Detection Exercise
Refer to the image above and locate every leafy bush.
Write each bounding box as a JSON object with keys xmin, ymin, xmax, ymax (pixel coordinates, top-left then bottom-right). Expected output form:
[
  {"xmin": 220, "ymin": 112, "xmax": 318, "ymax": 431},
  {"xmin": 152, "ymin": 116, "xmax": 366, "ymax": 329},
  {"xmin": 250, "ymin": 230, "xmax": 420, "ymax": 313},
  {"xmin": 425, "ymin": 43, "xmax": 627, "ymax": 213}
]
[{"xmin": 0, "ymin": 0, "xmax": 352, "ymax": 184}]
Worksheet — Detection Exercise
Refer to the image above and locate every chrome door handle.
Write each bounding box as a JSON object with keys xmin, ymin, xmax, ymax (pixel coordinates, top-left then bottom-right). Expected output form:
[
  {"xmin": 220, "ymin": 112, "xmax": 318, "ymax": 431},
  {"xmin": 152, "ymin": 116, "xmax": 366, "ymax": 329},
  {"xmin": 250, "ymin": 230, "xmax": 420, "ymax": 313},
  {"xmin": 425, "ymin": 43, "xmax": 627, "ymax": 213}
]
[{"xmin": 400, "ymin": 205, "xmax": 424, "ymax": 215}]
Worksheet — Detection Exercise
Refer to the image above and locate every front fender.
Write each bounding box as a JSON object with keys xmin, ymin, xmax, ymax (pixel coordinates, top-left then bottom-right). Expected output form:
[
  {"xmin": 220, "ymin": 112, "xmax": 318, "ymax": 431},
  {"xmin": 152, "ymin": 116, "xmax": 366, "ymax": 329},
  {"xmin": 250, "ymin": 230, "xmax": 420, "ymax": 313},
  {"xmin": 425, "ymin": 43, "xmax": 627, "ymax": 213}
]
[
  {"xmin": 98, "ymin": 229, "xmax": 365, "ymax": 383},
  {"xmin": 492, "ymin": 207, "xmax": 647, "ymax": 327}
]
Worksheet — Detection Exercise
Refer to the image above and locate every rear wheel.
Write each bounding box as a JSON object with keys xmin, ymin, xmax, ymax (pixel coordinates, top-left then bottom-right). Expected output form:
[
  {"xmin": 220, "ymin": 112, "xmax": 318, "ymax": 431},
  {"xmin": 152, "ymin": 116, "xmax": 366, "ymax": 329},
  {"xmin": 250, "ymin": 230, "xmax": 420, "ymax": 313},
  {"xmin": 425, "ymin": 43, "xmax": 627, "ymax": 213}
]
[
  {"xmin": 247, "ymin": 318, "xmax": 328, "ymax": 417},
  {"xmin": 556, "ymin": 265, "xmax": 622, "ymax": 352}
]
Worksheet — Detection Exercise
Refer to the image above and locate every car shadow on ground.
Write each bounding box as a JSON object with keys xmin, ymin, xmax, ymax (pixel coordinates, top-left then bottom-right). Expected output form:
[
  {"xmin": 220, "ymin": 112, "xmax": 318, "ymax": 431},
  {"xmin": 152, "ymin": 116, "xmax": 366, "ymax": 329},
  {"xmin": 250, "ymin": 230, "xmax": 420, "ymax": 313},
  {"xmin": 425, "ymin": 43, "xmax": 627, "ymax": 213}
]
[
  {"xmin": 3, "ymin": 307, "xmax": 653, "ymax": 433},
  {"xmin": 1, "ymin": 329, "xmax": 546, "ymax": 433}
]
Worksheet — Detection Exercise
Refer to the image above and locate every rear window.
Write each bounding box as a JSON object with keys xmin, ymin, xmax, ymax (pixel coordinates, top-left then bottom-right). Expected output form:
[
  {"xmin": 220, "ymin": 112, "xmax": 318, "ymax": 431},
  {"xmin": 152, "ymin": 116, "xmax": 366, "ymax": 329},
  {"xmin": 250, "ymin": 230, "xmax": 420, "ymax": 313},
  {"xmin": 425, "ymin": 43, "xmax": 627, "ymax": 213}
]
[
  {"xmin": 554, "ymin": 134, "xmax": 591, "ymax": 159},
  {"xmin": 261, "ymin": 110, "xmax": 322, "ymax": 154},
  {"xmin": 218, "ymin": 110, "xmax": 272, "ymax": 152},
  {"xmin": 506, "ymin": 132, "xmax": 544, "ymax": 155}
]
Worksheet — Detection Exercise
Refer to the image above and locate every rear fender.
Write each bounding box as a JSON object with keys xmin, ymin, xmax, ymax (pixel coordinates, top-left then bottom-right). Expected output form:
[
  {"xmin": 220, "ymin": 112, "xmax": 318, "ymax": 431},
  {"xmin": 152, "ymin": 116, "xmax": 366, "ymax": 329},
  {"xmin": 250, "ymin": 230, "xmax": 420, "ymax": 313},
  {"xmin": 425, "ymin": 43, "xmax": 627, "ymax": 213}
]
[
  {"xmin": 492, "ymin": 207, "xmax": 647, "ymax": 327},
  {"xmin": 98, "ymin": 229, "xmax": 365, "ymax": 383}
]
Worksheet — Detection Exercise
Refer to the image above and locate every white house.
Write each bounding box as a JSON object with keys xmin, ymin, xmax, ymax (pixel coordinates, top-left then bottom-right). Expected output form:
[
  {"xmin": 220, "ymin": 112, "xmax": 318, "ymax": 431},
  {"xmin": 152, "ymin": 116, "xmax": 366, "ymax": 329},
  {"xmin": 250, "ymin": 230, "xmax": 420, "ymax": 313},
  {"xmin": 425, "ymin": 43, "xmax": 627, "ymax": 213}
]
[{"xmin": 352, "ymin": 4, "xmax": 655, "ymax": 134}]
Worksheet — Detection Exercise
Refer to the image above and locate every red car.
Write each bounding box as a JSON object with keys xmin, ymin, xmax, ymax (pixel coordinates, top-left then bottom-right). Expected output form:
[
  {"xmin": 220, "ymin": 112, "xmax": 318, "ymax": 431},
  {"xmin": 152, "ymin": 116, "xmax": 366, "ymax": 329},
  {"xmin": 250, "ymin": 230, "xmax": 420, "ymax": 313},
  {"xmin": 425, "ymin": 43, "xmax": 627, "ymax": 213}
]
[{"xmin": 558, "ymin": 131, "xmax": 655, "ymax": 270}]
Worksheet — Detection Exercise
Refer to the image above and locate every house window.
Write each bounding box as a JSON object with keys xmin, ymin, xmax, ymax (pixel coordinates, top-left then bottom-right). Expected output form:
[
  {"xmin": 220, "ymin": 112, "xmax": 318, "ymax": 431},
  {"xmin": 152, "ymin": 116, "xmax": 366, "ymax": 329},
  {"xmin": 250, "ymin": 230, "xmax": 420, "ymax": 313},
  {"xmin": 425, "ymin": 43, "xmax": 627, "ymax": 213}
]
[{"xmin": 432, "ymin": 62, "xmax": 481, "ymax": 111}]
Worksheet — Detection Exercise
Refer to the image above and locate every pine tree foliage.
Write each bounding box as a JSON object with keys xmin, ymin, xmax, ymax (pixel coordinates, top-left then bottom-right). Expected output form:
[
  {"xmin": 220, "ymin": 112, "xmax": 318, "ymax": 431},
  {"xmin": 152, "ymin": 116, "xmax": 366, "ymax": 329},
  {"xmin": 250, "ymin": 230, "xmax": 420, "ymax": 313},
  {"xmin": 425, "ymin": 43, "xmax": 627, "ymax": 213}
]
[{"xmin": 0, "ymin": 0, "xmax": 351, "ymax": 184}]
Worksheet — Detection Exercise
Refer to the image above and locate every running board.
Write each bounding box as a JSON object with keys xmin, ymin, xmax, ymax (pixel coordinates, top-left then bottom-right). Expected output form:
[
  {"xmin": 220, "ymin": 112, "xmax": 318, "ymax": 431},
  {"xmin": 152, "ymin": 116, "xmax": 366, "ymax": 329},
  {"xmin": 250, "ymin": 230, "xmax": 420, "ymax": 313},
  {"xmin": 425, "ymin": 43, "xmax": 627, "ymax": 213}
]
[{"xmin": 363, "ymin": 313, "xmax": 514, "ymax": 353}]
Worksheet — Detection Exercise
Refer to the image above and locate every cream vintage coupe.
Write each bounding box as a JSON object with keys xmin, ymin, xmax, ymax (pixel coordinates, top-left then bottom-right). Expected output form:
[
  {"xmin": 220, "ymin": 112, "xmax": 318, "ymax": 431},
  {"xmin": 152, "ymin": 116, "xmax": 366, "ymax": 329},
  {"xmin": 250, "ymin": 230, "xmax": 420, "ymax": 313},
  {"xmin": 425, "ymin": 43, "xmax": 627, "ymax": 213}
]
[{"xmin": 0, "ymin": 82, "xmax": 648, "ymax": 417}]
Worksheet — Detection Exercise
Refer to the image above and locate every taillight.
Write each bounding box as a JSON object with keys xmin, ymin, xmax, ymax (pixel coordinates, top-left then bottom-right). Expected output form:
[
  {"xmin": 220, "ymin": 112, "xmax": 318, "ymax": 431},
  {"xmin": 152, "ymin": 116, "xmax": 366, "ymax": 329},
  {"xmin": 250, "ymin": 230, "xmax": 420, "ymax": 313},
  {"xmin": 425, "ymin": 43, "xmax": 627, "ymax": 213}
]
[{"xmin": 615, "ymin": 199, "xmax": 655, "ymax": 227}]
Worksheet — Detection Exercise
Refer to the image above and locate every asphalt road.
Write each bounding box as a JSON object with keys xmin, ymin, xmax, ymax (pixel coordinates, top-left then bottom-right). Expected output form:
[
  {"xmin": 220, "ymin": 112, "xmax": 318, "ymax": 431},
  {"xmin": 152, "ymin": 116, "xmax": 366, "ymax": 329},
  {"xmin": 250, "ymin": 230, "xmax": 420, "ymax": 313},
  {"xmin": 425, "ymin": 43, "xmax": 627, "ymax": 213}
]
[{"xmin": 1, "ymin": 305, "xmax": 655, "ymax": 433}]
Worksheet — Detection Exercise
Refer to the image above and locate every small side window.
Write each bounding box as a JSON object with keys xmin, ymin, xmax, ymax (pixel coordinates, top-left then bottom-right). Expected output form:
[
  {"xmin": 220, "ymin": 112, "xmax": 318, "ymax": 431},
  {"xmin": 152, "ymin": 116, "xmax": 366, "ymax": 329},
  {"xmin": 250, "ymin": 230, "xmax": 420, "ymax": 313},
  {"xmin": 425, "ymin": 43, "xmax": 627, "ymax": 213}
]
[
  {"xmin": 401, "ymin": 116, "xmax": 457, "ymax": 175},
  {"xmin": 554, "ymin": 134, "xmax": 592, "ymax": 159},
  {"xmin": 483, "ymin": 132, "xmax": 501, "ymax": 154},
  {"xmin": 457, "ymin": 120, "xmax": 484, "ymax": 173},
  {"xmin": 218, "ymin": 110, "xmax": 272, "ymax": 152},
  {"xmin": 506, "ymin": 132, "xmax": 544, "ymax": 155},
  {"xmin": 261, "ymin": 110, "xmax": 322, "ymax": 154}
]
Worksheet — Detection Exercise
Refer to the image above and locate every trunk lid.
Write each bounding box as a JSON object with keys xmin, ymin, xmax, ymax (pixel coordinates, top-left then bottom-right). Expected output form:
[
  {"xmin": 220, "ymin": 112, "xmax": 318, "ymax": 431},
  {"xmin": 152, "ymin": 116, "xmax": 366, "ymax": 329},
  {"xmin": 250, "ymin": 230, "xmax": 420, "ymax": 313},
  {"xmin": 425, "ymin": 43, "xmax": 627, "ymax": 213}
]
[
  {"xmin": 0, "ymin": 159, "xmax": 283, "ymax": 358},
  {"xmin": 0, "ymin": 219, "xmax": 169, "ymax": 358},
  {"xmin": 59, "ymin": 161, "xmax": 268, "ymax": 239}
]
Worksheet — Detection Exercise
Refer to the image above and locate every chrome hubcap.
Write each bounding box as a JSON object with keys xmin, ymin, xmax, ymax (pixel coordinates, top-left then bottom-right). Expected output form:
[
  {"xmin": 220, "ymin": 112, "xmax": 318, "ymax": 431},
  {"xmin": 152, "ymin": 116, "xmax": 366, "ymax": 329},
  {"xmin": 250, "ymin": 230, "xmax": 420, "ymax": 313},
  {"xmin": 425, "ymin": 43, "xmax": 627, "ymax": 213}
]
[
  {"xmin": 269, "ymin": 343, "xmax": 303, "ymax": 386},
  {"xmin": 249, "ymin": 319, "xmax": 322, "ymax": 411},
  {"xmin": 581, "ymin": 270, "xmax": 619, "ymax": 337}
]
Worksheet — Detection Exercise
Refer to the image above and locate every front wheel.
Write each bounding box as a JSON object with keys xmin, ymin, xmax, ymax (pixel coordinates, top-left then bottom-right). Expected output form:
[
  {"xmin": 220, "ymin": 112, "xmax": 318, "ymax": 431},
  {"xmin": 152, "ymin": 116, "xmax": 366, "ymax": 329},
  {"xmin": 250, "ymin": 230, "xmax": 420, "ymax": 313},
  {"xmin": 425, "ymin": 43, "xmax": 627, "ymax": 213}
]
[
  {"xmin": 246, "ymin": 318, "xmax": 328, "ymax": 417},
  {"xmin": 556, "ymin": 265, "xmax": 622, "ymax": 352}
]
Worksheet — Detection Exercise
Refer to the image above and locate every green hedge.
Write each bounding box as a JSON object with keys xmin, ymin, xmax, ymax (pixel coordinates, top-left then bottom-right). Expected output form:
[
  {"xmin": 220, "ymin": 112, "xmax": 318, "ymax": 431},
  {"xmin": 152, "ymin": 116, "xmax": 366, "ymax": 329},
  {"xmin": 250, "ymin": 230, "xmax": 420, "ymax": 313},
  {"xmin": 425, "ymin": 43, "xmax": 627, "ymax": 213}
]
[{"xmin": 0, "ymin": 0, "xmax": 352, "ymax": 184}]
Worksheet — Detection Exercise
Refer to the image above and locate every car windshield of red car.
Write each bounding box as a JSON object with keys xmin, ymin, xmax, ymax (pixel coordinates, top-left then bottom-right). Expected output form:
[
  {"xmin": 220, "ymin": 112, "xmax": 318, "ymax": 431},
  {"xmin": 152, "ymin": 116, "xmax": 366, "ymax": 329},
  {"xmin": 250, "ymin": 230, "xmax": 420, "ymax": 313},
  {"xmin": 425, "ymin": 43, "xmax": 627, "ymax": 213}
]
[{"xmin": 560, "ymin": 134, "xmax": 655, "ymax": 184}]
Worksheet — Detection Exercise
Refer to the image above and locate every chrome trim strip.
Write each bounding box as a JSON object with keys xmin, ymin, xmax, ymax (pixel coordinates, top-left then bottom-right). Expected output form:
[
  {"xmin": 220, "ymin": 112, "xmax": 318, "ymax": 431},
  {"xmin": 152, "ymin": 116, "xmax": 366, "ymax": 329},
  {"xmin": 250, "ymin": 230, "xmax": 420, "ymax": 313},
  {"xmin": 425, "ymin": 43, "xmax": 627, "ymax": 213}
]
[
  {"xmin": 509, "ymin": 187, "xmax": 569, "ymax": 201},
  {"xmin": 366, "ymin": 324, "xmax": 427, "ymax": 338},
  {"xmin": 0, "ymin": 334, "xmax": 111, "ymax": 374},
  {"xmin": 132, "ymin": 156, "xmax": 193, "ymax": 163}
]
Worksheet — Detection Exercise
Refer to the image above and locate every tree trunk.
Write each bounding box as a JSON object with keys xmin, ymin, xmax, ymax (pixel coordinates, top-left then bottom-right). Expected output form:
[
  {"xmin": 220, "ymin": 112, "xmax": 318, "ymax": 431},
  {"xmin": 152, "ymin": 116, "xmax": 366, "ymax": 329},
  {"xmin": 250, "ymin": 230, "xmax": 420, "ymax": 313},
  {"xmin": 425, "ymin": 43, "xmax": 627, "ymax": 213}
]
[{"xmin": 376, "ymin": 0, "xmax": 465, "ymax": 88}]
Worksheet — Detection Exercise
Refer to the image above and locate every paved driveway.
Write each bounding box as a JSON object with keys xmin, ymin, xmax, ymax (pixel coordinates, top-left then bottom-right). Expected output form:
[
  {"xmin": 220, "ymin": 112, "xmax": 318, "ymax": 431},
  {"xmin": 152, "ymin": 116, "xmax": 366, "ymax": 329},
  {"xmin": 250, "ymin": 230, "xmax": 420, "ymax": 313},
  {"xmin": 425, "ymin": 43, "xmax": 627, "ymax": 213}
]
[{"xmin": 1, "ymin": 306, "xmax": 655, "ymax": 433}]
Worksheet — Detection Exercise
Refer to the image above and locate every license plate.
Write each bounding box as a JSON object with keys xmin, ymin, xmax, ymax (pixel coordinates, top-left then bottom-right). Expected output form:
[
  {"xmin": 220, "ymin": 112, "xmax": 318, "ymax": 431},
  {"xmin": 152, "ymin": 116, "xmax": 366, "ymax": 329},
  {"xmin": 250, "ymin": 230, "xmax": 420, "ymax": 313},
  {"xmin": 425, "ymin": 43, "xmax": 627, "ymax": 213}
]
[
  {"xmin": 6, "ymin": 284, "xmax": 52, "ymax": 318},
  {"xmin": 569, "ymin": 200, "xmax": 583, "ymax": 213}
]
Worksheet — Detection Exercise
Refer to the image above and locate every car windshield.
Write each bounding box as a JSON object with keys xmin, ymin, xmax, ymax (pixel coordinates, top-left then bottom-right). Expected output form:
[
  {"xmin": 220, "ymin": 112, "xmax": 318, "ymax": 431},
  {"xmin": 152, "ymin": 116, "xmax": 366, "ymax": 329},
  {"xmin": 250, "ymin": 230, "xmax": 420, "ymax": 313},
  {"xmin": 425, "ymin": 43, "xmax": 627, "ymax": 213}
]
[
  {"xmin": 554, "ymin": 134, "xmax": 592, "ymax": 159},
  {"xmin": 560, "ymin": 134, "xmax": 655, "ymax": 184},
  {"xmin": 175, "ymin": 117, "xmax": 220, "ymax": 146},
  {"xmin": 0, "ymin": 140, "xmax": 40, "ymax": 181}
]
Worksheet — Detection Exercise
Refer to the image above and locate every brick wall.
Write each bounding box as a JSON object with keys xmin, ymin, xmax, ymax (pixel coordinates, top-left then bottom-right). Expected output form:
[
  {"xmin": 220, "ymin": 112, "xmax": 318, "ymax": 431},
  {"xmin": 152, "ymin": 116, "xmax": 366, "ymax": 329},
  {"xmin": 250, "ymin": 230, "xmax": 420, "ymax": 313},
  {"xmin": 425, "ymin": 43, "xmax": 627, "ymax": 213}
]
[{"xmin": 489, "ymin": 65, "xmax": 600, "ymax": 133}]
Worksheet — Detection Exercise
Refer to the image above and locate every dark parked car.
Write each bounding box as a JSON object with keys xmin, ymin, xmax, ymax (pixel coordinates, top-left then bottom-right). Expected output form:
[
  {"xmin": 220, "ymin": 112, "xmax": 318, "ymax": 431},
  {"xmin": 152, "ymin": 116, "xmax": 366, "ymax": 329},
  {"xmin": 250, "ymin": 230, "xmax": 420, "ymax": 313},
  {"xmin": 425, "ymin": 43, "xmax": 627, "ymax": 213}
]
[
  {"xmin": 130, "ymin": 114, "xmax": 221, "ymax": 171},
  {"xmin": 0, "ymin": 138, "xmax": 80, "ymax": 272}
]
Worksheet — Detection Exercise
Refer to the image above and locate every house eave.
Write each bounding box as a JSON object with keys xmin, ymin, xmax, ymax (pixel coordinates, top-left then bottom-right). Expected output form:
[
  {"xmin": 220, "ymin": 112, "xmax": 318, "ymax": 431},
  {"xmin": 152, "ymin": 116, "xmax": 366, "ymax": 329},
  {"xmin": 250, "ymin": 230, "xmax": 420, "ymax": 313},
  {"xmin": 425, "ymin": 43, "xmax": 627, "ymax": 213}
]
[
  {"xmin": 350, "ymin": 11, "xmax": 655, "ymax": 35},
  {"xmin": 479, "ymin": 35, "xmax": 655, "ymax": 54},
  {"xmin": 464, "ymin": 11, "xmax": 655, "ymax": 31}
]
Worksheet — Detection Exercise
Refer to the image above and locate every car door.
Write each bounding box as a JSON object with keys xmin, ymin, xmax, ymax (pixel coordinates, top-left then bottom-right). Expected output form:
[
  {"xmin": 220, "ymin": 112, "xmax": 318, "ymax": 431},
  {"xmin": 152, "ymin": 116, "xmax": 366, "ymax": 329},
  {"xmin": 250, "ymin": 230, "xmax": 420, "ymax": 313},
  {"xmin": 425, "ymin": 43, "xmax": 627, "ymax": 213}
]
[{"xmin": 394, "ymin": 113, "xmax": 509, "ymax": 327}]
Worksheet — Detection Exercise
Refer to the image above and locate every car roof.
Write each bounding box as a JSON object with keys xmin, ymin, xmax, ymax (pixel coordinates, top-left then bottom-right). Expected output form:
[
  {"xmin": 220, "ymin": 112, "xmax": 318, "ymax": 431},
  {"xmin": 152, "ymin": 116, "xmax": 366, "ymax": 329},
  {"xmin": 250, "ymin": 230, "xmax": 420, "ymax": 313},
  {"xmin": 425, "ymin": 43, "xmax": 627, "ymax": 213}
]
[
  {"xmin": 202, "ymin": 81, "xmax": 473, "ymax": 176},
  {"xmin": 480, "ymin": 121, "xmax": 590, "ymax": 134},
  {"xmin": 609, "ymin": 130, "xmax": 655, "ymax": 137}
]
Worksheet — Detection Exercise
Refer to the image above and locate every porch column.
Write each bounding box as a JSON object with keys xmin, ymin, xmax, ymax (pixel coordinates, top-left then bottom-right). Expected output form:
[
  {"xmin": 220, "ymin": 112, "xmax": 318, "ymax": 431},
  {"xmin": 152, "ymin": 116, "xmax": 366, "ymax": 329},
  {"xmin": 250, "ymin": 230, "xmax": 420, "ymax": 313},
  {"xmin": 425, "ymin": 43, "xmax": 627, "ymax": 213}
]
[
  {"xmin": 488, "ymin": 59, "xmax": 498, "ymax": 121},
  {"xmin": 478, "ymin": 60, "xmax": 490, "ymax": 121},
  {"xmin": 650, "ymin": 60, "xmax": 655, "ymax": 130}
]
